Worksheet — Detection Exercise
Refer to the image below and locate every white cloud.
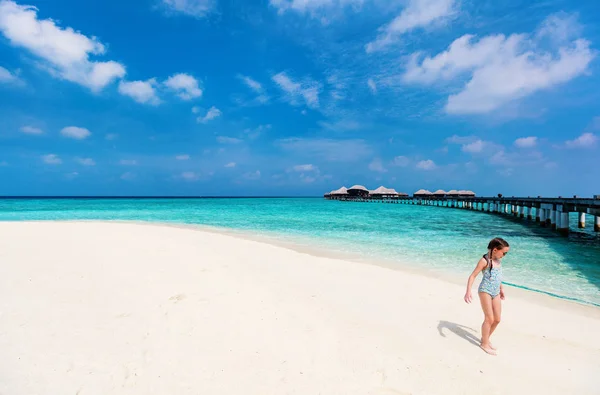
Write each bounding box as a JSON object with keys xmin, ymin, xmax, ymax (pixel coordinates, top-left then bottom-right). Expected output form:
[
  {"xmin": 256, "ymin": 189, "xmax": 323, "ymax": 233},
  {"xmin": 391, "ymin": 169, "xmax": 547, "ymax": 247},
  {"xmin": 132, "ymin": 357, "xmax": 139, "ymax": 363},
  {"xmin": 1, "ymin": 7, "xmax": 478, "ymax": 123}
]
[
  {"xmin": 565, "ymin": 133, "xmax": 597, "ymax": 148},
  {"xmin": 272, "ymin": 72, "xmax": 320, "ymax": 109},
  {"xmin": 403, "ymin": 13, "xmax": 594, "ymax": 114},
  {"xmin": 238, "ymin": 74, "xmax": 263, "ymax": 93},
  {"xmin": 368, "ymin": 158, "xmax": 387, "ymax": 172},
  {"xmin": 160, "ymin": 0, "xmax": 215, "ymax": 18},
  {"xmin": 0, "ymin": 1, "xmax": 125, "ymax": 91},
  {"xmin": 514, "ymin": 136, "xmax": 537, "ymax": 148},
  {"xmin": 416, "ymin": 159, "xmax": 436, "ymax": 170},
  {"xmin": 366, "ymin": 0, "xmax": 457, "ymax": 53},
  {"xmin": 237, "ymin": 75, "xmax": 270, "ymax": 105},
  {"xmin": 118, "ymin": 79, "xmax": 160, "ymax": 105},
  {"xmin": 20, "ymin": 125, "xmax": 43, "ymax": 135},
  {"xmin": 164, "ymin": 73, "xmax": 202, "ymax": 100},
  {"xmin": 326, "ymin": 73, "xmax": 347, "ymax": 101},
  {"xmin": 293, "ymin": 164, "xmax": 317, "ymax": 172},
  {"xmin": 180, "ymin": 171, "xmax": 200, "ymax": 181},
  {"xmin": 61, "ymin": 126, "xmax": 91, "ymax": 140},
  {"xmin": 225, "ymin": 162, "xmax": 236, "ymax": 168},
  {"xmin": 105, "ymin": 133, "xmax": 118, "ymax": 140},
  {"xmin": 269, "ymin": 0, "xmax": 362, "ymax": 15},
  {"xmin": 217, "ymin": 136, "xmax": 241, "ymax": 144},
  {"xmin": 175, "ymin": 154, "xmax": 190, "ymax": 160},
  {"xmin": 42, "ymin": 154, "xmax": 61, "ymax": 164},
  {"xmin": 197, "ymin": 106, "xmax": 221, "ymax": 123},
  {"xmin": 75, "ymin": 157, "xmax": 95, "ymax": 166},
  {"xmin": 0, "ymin": 65, "xmax": 20, "ymax": 84},
  {"xmin": 120, "ymin": 159, "xmax": 137, "ymax": 165},
  {"xmin": 367, "ymin": 78, "xmax": 377, "ymax": 94},
  {"xmin": 276, "ymin": 137, "xmax": 371, "ymax": 162},
  {"xmin": 445, "ymin": 135, "xmax": 499, "ymax": 154},
  {"xmin": 120, "ymin": 172, "xmax": 136, "ymax": 180},
  {"xmin": 65, "ymin": 171, "xmax": 78, "ymax": 179},
  {"xmin": 462, "ymin": 139, "xmax": 485, "ymax": 153},
  {"xmin": 392, "ymin": 155, "xmax": 410, "ymax": 166}
]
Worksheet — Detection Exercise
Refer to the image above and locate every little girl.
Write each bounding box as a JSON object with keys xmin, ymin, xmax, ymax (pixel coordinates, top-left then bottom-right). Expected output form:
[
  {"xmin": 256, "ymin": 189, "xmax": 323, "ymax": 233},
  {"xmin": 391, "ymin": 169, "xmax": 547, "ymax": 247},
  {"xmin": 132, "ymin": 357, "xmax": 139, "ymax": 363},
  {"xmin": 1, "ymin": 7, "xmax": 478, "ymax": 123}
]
[{"xmin": 464, "ymin": 237, "xmax": 510, "ymax": 355}]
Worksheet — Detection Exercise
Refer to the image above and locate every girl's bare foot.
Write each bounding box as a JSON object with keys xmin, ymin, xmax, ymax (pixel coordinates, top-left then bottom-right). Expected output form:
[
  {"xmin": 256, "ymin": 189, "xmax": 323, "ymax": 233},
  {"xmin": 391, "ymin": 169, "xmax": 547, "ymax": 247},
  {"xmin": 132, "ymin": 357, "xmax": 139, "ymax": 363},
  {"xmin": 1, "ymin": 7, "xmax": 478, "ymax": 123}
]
[
  {"xmin": 489, "ymin": 343, "xmax": 497, "ymax": 350},
  {"xmin": 480, "ymin": 343, "xmax": 497, "ymax": 355}
]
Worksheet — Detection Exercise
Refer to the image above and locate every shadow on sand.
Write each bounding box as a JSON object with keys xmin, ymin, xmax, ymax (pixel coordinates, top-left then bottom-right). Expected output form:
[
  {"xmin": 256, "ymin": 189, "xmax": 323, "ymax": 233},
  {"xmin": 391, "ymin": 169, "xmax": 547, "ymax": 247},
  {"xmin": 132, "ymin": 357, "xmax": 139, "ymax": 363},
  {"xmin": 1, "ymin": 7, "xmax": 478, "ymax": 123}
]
[{"xmin": 437, "ymin": 321, "xmax": 480, "ymax": 347}]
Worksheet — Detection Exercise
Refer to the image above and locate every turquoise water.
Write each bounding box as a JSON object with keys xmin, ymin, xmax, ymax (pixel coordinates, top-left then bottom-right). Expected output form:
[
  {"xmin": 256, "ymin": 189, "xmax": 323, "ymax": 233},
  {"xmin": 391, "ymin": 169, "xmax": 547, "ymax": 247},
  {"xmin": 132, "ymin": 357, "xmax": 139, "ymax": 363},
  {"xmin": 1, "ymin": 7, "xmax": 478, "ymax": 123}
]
[{"xmin": 1, "ymin": 198, "xmax": 599, "ymax": 306}]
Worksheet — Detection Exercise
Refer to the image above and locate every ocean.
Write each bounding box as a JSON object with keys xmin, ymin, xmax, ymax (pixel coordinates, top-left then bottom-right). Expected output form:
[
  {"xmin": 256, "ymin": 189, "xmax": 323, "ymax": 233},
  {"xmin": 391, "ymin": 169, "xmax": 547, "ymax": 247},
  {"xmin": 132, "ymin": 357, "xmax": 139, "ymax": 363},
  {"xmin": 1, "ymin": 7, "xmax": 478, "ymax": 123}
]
[{"xmin": 1, "ymin": 197, "xmax": 599, "ymax": 306}]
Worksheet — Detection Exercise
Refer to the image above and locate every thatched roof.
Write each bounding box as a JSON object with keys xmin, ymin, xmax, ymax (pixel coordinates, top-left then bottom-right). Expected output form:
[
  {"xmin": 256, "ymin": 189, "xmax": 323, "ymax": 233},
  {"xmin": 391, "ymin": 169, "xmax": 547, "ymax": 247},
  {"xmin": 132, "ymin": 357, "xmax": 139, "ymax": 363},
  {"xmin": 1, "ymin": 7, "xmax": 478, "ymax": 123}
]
[
  {"xmin": 433, "ymin": 189, "xmax": 447, "ymax": 195},
  {"xmin": 459, "ymin": 190, "xmax": 476, "ymax": 196},
  {"xmin": 447, "ymin": 190, "xmax": 460, "ymax": 195},
  {"xmin": 396, "ymin": 192, "xmax": 409, "ymax": 196},
  {"xmin": 348, "ymin": 185, "xmax": 368, "ymax": 192},
  {"xmin": 414, "ymin": 189, "xmax": 433, "ymax": 195},
  {"xmin": 371, "ymin": 186, "xmax": 398, "ymax": 196}
]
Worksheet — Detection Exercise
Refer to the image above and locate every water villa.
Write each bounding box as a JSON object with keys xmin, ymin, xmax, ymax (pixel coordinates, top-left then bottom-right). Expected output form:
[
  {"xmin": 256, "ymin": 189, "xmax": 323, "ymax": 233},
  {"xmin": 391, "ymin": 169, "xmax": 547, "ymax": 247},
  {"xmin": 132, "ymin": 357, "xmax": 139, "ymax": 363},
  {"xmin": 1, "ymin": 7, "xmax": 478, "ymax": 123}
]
[{"xmin": 324, "ymin": 185, "xmax": 600, "ymax": 236}]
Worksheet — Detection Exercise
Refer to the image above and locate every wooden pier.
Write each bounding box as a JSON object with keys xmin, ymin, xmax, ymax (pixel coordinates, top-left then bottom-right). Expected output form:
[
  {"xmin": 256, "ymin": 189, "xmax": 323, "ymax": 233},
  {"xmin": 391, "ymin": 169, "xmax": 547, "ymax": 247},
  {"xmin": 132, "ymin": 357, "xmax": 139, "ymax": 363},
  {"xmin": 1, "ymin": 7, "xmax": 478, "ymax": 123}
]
[{"xmin": 324, "ymin": 188, "xmax": 600, "ymax": 236}]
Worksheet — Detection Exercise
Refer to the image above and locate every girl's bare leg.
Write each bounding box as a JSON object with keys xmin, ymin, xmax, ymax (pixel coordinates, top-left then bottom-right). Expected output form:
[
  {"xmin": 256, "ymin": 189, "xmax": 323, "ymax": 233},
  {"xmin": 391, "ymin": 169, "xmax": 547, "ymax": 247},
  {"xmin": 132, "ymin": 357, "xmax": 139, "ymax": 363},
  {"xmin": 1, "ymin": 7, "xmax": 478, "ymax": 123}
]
[
  {"xmin": 488, "ymin": 295, "xmax": 502, "ymax": 349},
  {"xmin": 478, "ymin": 292, "xmax": 497, "ymax": 355}
]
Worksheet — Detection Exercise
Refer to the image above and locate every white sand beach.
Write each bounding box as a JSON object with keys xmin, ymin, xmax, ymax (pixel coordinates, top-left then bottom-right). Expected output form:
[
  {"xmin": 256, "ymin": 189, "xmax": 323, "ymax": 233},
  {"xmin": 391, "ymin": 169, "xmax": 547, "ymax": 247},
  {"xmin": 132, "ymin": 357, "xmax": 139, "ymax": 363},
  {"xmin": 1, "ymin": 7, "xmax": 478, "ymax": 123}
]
[{"xmin": 0, "ymin": 221, "xmax": 599, "ymax": 395}]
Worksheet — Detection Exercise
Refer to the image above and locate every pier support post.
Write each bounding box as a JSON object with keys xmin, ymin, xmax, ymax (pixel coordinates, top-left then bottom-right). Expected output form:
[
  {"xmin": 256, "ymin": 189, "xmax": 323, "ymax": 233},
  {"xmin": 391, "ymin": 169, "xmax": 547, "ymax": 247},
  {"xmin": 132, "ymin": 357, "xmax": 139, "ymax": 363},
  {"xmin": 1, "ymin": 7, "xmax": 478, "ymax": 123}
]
[
  {"xmin": 520, "ymin": 206, "xmax": 525, "ymax": 218},
  {"xmin": 540, "ymin": 209, "xmax": 547, "ymax": 226},
  {"xmin": 526, "ymin": 207, "xmax": 532, "ymax": 220},
  {"xmin": 513, "ymin": 205, "xmax": 518, "ymax": 217},
  {"xmin": 535, "ymin": 207, "xmax": 541, "ymax": 222},
  {"xmin": 558, "ymin": 211, "xmax": 570, "ymax": 236},
  {"xmin": 595, "ymin": 216, "xmax": 600, "ymax": 232},
  {"xmin": 550, "ymin": 209, "xmax": 557, "ymax": 229},
  {"xmin": 578, "ymin": 212, "xmax": 586, "ymax": 228}
]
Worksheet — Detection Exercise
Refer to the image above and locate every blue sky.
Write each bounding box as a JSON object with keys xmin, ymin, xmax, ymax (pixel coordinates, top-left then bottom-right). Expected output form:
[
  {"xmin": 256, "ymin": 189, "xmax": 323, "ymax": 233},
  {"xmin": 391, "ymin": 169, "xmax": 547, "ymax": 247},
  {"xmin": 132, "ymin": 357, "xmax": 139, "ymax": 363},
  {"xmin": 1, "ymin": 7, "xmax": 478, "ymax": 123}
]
[{"xmin": 0, "ymin": 0, "xmax": 599, "ymax": 197}]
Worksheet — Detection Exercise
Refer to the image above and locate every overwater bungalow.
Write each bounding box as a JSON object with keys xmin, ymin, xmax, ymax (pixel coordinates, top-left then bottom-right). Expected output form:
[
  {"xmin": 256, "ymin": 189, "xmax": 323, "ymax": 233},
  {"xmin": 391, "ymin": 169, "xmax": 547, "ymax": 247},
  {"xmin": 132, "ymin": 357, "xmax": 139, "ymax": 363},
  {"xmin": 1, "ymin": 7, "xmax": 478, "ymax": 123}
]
[
  {"xmin": 458, "ymin": 190, "xmax": 476, "ymax": 198},
  {"xmin": 446, "ymin": 190, "xmax": 460, "ymax": 198},
  {"xmin": 413, "ymin": 189, "xmax": 433, "ymax": 198},
  {"xmin": 433, "ymin": 189, "xmax": 447, "ymax": 198},
  {"xmin": 348, "ymin": 185, "xmax": 369, "ymax": 197},
  {"xmin": 329, "ymin": 186, "xmax": 349, "ymax": 200},
  {"xmin": 370, "ymin": 186, "xmax": 399, "ymax": 199}
]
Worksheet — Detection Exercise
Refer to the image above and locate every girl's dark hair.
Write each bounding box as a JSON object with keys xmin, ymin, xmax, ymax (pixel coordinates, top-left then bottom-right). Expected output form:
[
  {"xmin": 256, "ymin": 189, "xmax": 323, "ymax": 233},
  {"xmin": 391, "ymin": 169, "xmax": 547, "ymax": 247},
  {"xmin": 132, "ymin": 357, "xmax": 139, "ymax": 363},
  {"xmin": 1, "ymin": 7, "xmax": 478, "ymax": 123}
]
[
  {"xmin": 488, "ymin": 237, "xmax": 509, "ymax": 251},
  {"xmin": 486, "ymin": 237, "xmax": 509, "ymax": 273}
]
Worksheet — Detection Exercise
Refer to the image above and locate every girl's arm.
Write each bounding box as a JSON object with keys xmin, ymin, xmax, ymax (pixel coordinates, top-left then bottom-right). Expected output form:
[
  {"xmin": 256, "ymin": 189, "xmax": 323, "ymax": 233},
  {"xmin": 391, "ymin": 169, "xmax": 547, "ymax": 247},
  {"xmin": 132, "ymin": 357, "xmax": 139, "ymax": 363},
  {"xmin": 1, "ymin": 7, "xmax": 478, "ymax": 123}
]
[{"xmin": 464, "ymin": 258, "xmax": 487, "ymax": 303}]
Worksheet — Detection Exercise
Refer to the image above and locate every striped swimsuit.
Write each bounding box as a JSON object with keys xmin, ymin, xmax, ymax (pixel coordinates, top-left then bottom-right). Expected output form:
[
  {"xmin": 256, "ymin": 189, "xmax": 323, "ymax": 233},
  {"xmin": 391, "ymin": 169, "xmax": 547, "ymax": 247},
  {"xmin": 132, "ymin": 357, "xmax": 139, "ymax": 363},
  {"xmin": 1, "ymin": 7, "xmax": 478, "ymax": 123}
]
[{"xmin": 478, "ymin": 253, "xmax": 502, "ymax": 298}]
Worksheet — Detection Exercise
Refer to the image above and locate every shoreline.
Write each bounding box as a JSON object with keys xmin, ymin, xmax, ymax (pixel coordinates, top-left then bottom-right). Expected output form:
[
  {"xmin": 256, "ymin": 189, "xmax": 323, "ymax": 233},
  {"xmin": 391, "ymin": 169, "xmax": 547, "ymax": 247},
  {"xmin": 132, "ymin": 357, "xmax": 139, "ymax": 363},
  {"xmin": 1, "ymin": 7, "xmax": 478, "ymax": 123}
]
[{"xmin": 12, "ymin": 219, "xmax": 600, "ymax": 316}]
